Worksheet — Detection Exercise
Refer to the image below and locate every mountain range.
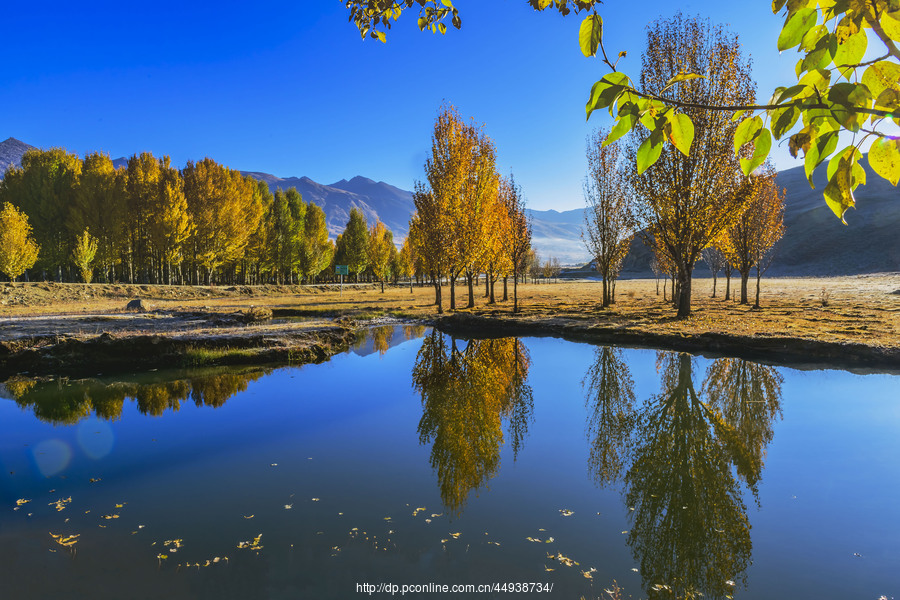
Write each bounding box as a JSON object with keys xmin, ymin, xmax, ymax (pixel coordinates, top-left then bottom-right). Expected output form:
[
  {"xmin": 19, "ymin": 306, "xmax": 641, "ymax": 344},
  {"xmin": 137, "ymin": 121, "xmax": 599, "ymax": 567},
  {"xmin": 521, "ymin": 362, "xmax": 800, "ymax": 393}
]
[{"xmin": 1, "ymin": 136, "xmax": 898, "ymax": 275}]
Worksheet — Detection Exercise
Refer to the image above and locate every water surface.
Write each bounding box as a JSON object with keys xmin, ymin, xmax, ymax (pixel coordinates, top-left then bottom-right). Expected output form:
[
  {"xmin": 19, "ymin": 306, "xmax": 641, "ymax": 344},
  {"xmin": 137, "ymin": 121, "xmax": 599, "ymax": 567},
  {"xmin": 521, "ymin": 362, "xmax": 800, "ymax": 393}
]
[{"xmin": 1, "ymin": 325, "xmax": 897, "ymax": 599}]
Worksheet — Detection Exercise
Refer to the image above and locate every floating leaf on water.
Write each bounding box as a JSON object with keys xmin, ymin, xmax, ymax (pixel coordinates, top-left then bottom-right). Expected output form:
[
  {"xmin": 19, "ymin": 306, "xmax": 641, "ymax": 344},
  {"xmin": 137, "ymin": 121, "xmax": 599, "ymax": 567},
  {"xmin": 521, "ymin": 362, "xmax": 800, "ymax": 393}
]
[
  {"xmin": 89, "ymin": 478, "xmax": 101, "ymax": 483},
  {"xmin": 631, "ymin": 568, "xmax": 639, "ymax": 572},
  {"xmin": 546, "ymin": 537, "xmax": 555, "ymax": 543},
  {"xmin": 582, "ymin": 570, "xmax": 593, "ymax": 579},
  {"xmin": 425, "ymin": 519, "xmax": 432, "ymax": 524},
  {"xmin": 449, "ymin": 532, "xmax": 461, "ymax": 539},
  {"xmin": 102, "ymin": 514, "xmax": 120, "ymax": 520},
  {"xmin": 16, "ymin": 499, "xmax": 31, "ymax": 506},
  {"xmin": 559, "ymin": 509, "xmax": 574, "ymax": 517},
  {"xmin": 270, "ymin": 463, "xmax": 277, "ymax": 467},
  {"xmin": 49, "ymin": 497, "xmax": 72, "ymax": 512},
  {"xmin": 383, "ymin": 517, "xmax": 391, "ymax": 521},
  {"xmin": 138, "ymin": 525, "xmax": 145, "ymax": 529},
  {"xmin": 544, "ymin": 565, "xmax": 555, "ymax": 572},
  {"xmin": 284, "ymin": 504, "xmax": 293, "ymax": 510},
  {"xmin": 115, "ymin": 503, "xmax": 125, "ymax": 508},
  {"xmin": 441, "ymin": 539, "xmax": 449, "ymax": 544},
  {"xmin": 431, "ymin": 513, "xmax": 443, "ymax": 518},
  {"xmin": 726, "ymin": 580, "xmax": 736, "ymax": 586},
  {"xmin": 526, "ymin": 537, "xmax": 542, "ymax": 543},
  {"xmin": 311, "ymin": 498, "xmax": 320, "ymax": 502},
  {"xmin": 243, "ymin": 515, "xmax": 254, "ymax": 519},
  {"xmin": 538, "ymin": 528, "xmax": 546, "ymax": 532},
  {"xmin": 98, "ymin": 524, "xmax": 106, "ymax": 528},
  {"xmin": 621, "ymin": 530, "xmax": 628, "ymax": 534}
]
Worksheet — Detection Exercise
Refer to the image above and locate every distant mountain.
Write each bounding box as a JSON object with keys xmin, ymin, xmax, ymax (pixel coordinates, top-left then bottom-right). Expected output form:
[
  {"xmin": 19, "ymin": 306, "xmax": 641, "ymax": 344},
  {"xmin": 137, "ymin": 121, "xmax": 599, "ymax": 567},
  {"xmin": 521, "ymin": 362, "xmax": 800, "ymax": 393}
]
[
  {"xmin": 0, "ymin": 137, "xmax": 35, "ymax": 175},
  {"xmin": 241, "ymin": 172, "xmax": 415, "ymax": 241},
  {"xmin": 771, "ymin": 157, "xmax": 900, "ymax": 276},
  {"xmin": 526, "ymin": 208, "xmax": 588, "ymax": 264}
]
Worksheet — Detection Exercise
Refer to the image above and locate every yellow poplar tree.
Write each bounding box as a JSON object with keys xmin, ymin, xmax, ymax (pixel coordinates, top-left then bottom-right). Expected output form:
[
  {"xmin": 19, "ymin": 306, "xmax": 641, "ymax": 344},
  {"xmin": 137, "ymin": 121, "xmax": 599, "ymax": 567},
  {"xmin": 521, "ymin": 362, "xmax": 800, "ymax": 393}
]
[
  {"xmin": 72, "ymin": 228, "xmax": 99, "ymax": 283},
  {"xmin": 0, "ymin": 202, "xmax": 40, "ymax": 281}
]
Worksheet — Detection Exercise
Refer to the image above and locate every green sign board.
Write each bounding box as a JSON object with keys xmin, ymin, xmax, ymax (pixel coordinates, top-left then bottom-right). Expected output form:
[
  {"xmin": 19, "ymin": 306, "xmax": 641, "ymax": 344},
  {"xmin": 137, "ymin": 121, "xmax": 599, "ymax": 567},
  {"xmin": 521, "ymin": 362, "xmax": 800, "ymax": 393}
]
[{"xmin": 335, "ymin": 265, "xmax": 349, "ymax": 275}]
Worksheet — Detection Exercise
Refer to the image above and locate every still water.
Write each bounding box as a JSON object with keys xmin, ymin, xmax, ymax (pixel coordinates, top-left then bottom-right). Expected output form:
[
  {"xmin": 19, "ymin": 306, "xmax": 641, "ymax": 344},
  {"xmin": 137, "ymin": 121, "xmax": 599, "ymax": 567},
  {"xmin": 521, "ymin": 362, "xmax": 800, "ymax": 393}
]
[{"xmin": 0, "ymin": 325, "xmax": 897, "ymax": 599}]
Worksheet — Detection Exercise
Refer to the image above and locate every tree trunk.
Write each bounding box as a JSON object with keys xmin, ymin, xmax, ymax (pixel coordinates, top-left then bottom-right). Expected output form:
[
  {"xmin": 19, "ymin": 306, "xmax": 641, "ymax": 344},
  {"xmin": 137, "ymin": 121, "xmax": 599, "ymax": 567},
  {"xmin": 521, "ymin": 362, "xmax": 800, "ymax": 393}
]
[
  {"xmin": 725, "ymin": 272, "xmax": 731, "ymax": 300},
  {"xmin": 489, "ymin": 278, "xmax": 495, "ymax": 304},
  {"xmin": 485, "ymin": 273, "xmax": 490, "ymax": 298},
  {"xmin": 466, "ymin": 272, "xmax": 475, "ymax": 308},
  {"xmin": 676, "ymin": 265, "xmax": 693, "ymax": 318},
  {"xmin": 712, "ymin": 273, "xmax": 717, "ymax": 298},
  {"xmin": 740, "ymin": 271, "xmax": 750, "ymax": 304},
  {"xmin": 503, "ymin": 276, "xmax": 508, "ymax": 301},
  {"xmin": 513, "ymin": 276, "xmax": 519, "ymax": 313},
  {"xmin": 433, "ymin": 274, "xmax": 443, "ymax": 313},
  {"xmin": 754, "ymin": 269, "xmax": 762, "ymax": 308},
  {"xmin": 601, "ymin": 277, "xmax": 609, "ymax": 308},
  {"xmin": 450, "ymin": 274, "xmax": 457, "ymax": 310}
]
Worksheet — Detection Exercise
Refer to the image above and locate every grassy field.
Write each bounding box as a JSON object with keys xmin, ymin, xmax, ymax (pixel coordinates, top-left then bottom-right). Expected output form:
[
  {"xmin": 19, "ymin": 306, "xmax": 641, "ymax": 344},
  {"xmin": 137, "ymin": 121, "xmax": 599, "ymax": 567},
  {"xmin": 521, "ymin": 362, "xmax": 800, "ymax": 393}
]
[{"xmin": 2, "ymin": 275, "xmax": 898, "ymax": 350}]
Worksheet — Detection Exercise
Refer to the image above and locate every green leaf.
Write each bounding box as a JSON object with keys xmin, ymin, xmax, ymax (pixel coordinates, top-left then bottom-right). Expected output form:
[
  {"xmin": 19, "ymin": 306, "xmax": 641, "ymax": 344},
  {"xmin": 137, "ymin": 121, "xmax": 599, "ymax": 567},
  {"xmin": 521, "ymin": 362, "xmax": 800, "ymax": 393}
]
[
  {"xmin": 833, "ymin": 29, "xmax": 867, "ymax": 80},
  {"xmin": 827, "ymin": 146, "xmax": 862, "ymax": 180},
  {"xmin": 636, "ymin": 130, "xmax": 664, "ymax": 175},
  {"xmin": 800, "ymin": 24, "xmax": 827, "ymax": 51},
  {"xmin": 778, "ymin": 8, "xmax": 818, "ymax": 51},
  {"xmin": 579, "ymin": 14, "xmax": 603, "ymax": 58},
  {"xmin": 828, "ymin": 83, "xmax": 874, "ymax": 131},
  {"xmin": 665, "ymin": 112, "xmax": 694, "ymax": 156},
  {"xmin": 734, "ymin": 115, "xmax": 763, "ymax": 154},
  {"xmin": 604, "ymin": 112, "xmax": 638, "ymax": 146},
  {"xmin": 823, "ymin": 157, "xmax": 855, "ymax": 223},
  {"xmin": 731, "ymin": 109, "xmax": 748, "ymax": 122},
  {"xmin": 776, "ymin": 84, "xmax": 806, "ymax": 104},
  {"xmin": 740, "ymin": 128, "xmax": 772, "ymax": 175},
  {"xmin": 772, "ymin": 105, "xmax": 800, "ymax": 139},
  {"xmin": 875, "ymin": 87, "xmax": 900, "ymax": 111},
  {"xmin": 585, "ymin": 72, "xmax": 631, "ymax": 120},
  {"xmin": 374, "ymin": 31, "xmax": 386, "ymax": 43},
  {"xmin": 804, "ymin": 131, "xmax": 838, "ymax": 186},
  {"xmin": 861, "ymin": 61, "xmax": 900, "ymax": 98},
  {"xmin": 869, "ymin": 137, "xmax": 900, "ymax": 185}
]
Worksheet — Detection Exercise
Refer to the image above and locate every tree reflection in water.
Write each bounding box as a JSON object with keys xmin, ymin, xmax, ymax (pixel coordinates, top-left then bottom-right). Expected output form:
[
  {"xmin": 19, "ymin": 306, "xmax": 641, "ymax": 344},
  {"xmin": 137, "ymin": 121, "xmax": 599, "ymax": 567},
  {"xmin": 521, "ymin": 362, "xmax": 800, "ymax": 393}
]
[
  {"xmin": 412, "ymin": 331, "xmax": 534, "ymax": 515},
  {"xmin": 584, "ymin": 349, "xmax": 783, "ymax": 599},
  {"xmin": 1, "ymin": 368, "xmax": 271, "ymax": 425}
]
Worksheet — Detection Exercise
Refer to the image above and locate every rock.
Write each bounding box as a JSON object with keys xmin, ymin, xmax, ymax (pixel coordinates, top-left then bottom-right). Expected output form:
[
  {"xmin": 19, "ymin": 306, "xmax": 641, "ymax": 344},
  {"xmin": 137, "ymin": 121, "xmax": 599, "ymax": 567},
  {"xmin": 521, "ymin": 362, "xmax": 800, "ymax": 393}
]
[{"xmin": 126, "ymin": 298, "xmax": 148, "ymax": 311}]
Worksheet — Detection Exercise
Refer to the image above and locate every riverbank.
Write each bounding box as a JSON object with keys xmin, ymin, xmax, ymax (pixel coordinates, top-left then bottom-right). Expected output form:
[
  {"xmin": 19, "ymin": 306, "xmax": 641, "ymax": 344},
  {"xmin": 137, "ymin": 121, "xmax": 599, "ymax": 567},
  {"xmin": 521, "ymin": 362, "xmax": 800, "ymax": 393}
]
[{"xmin": 1, "ymin": 275, "xmax": 898, "ymax": 376}]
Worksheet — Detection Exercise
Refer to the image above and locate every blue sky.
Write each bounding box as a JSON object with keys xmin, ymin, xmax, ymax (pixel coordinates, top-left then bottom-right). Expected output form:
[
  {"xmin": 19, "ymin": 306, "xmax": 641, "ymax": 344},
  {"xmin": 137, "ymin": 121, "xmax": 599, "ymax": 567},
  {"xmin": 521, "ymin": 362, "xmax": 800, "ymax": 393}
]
[{"xmin": 3, "ymin": 1, "xmax": 799, "ymax": 211}]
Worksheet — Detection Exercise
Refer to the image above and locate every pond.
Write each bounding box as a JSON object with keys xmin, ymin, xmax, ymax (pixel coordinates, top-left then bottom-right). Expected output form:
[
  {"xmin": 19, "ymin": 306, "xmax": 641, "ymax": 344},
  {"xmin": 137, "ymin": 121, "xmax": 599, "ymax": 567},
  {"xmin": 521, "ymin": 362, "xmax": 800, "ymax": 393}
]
[{"xmin": 1, "ymin": 325, "xmax": 898, "ymax": 600}]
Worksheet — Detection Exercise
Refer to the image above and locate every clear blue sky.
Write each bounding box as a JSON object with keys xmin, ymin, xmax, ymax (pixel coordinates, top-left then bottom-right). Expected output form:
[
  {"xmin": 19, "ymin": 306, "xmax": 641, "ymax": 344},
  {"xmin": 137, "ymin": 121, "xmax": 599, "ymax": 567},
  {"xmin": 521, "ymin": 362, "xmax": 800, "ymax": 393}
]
[{"xmin": 2, "ymin": 1, "xmax": 799, "ymax": 211}]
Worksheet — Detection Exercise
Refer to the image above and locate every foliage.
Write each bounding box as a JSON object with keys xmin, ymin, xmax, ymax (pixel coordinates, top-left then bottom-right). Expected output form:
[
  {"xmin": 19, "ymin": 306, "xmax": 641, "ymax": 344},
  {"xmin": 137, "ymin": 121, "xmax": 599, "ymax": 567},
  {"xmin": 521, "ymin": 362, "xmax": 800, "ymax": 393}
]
[
  {"xmin": 343, "ymin": 207, "xmax": 370, "ymax": 279},
  {"xmin": 582, "ymin": 127, "xmax": 635, "ymax": 307},
  {"xmin": 349, "ymin": 0, "xmax": 900, "ymax": 220},
  {"xmin": 629, "ymin": 15, "xmax": 755, "ymax": 318},
  {"xmin": 72, "ymin": 228, "xmax": 99, "ymax": 283},
  {"xmin": 501, "ymin": 174, "xmax": 532, "ymax": 313},
  {"xmin": 368, "ymin": 220, "xmax": 394, "ymax": 291},
  {"xmin": 0, "ymin": 202, "xmax": 40, "ymax": 280}
]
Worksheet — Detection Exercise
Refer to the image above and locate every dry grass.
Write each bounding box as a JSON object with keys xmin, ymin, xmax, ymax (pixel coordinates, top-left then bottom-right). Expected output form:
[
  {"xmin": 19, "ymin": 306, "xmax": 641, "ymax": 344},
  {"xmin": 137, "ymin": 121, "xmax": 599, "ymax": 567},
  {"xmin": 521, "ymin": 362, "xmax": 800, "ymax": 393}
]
[{"xmin": 1, "ymin": 275, "xmax": 898, "ymax": 350}]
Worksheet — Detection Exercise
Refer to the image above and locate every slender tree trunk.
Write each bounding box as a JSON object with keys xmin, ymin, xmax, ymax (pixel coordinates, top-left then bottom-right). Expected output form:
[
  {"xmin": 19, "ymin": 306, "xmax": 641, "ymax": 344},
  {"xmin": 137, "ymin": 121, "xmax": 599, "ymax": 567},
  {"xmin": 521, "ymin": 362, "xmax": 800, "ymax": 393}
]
[
  {"xmin": 485, "ymin": 272, "xmax": 490, "ymax": 298},
  {"xmin": 513, "ymin": 276, "xmax": 519, "ymax": 313},
  {"xmin": 601, "ymin": 277, "xmax": 609, "ymax": 308},
  {"xmin": 466, "ymin": 271, "xmax": 475, "ymax": 308},
  {"xmin": 450, "ymin": 273, "xmax": 456, "ymax": 310},
  {"xmin": 725, "ymin": 271, "xmax": 731, "ymax": 300},
  {"xmin": 740, "ymin": 270, "xmax": 750, "ymax": 304},
  {"xmin": 489, "ymin": 278, "xmax": 495, "ymax": 304},
  {"xmin": 503, "ymin": 276, "xmax": 508, "ymax": 301},
  {"xmin": 712, "ymin": 273, "xmax": 717, "ymax": 298},
  {"xmin": 754, "ymin": 268, "xmax": 762, "ymax": 308}
]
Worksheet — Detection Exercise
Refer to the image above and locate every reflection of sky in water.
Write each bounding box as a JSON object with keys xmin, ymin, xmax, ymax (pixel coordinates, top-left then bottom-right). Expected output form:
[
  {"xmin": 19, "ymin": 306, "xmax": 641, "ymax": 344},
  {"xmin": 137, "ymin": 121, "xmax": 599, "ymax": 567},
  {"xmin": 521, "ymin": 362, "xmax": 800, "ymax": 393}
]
[{"xmin": 0, "ymin": 331, "xmax": 897, "ymax": 600}]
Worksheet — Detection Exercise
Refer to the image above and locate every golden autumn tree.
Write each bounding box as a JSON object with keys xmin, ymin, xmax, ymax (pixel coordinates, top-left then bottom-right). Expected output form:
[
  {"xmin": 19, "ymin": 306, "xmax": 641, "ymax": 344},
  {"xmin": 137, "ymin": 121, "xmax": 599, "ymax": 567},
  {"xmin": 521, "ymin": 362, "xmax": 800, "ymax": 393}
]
[
  {"xmin": 416, "ymin": 104, "xmax": 501, "ymax": 310},
  {"xmin": 629, "ymin": 14, "xmax": 755, "ymax": 317},
  {"xmin": 0, "ymin": 202, "xmax": 40, "ymax": 280},
  {"xmin": 721, "ymin": 165, "xmax": 786, "ymax": 308},
  {"xmin": 148, "ymin": 156, "xmax": 193, "ymax": 284},
  {"xmin": 182, "ymin": 158, "xmax": 264, "ymax": 284},
  {"xmin": 367, "ymin": 220, "xmax": 394, "ymax": 292},
  {"xmin": 125, "ymin": 152, "xmax": 162, "ymax": 282},
  {"xmin": 500, "ymin": 174, "xmax": 531, "ymax": 312},
  {"xmin": 583, "ymin": 127, "xmax": 635, "ymax": 307},
  {"xmin": 70, "ymin": 152, "xmax": 127, "ymax": 284},
  {"xmin": 0, "ymin": 148, "xmax": 81, "ymax": 279},
  {"xmin": 71, "ymin": 228, "xmax": 98, "ymax": 283}
]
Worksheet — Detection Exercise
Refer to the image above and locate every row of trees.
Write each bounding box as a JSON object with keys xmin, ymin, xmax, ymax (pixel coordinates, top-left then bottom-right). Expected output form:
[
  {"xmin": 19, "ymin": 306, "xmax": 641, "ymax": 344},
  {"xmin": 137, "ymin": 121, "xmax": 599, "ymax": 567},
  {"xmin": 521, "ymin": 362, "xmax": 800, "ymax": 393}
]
[
  {"xmin": 581, "ymin": 15, "xmax": 786, "ymax": 316},
  {"xmin": 0, "ymin": 149, "xmax": 347, "ymax": 285},
  {"xmin": 407, "ymin": 105, "xmax": 533, "ymax": 313}
]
